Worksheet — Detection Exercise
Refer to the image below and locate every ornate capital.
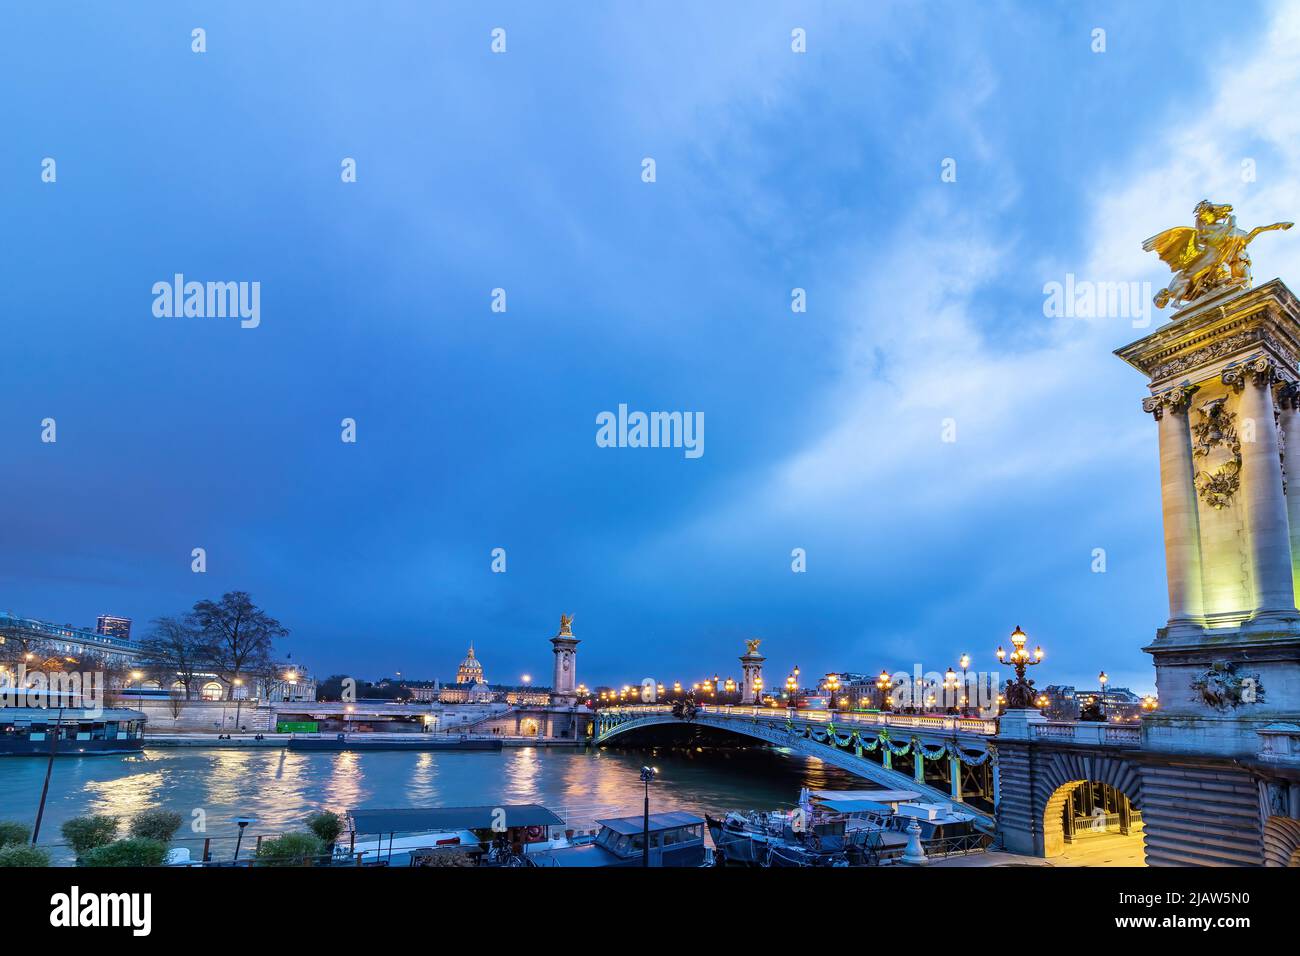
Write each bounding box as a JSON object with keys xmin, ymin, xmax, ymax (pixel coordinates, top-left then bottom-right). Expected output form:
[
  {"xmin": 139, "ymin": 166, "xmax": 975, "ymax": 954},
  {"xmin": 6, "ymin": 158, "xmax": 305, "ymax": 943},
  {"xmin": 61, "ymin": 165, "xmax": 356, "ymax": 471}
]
[
  {"xmin": 1223, "ymin": 355, "xmax": 1279, "ymax": 391},
  {"xmin": 1143, "ymin": 382, "xmax": 1199, "ymax": 420},
  {"xmin": 1278, "ymin": 380, "xmax": 1300, "ymax": 411}
]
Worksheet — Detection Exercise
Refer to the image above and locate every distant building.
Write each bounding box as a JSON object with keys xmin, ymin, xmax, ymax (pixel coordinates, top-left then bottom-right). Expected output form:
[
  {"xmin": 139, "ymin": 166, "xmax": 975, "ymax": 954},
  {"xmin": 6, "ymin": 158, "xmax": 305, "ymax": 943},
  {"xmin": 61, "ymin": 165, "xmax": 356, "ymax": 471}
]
[
  {"xmin": 1043, "ymin": 683, "xmax": 1142, "ymax": 722},
  {"xmin": 96, "ymin": 615, "xmax": 132, "ymax": 641},
  {"xmin": 456, "ymin": 644, "xmax": 485, "ymax": 685}
]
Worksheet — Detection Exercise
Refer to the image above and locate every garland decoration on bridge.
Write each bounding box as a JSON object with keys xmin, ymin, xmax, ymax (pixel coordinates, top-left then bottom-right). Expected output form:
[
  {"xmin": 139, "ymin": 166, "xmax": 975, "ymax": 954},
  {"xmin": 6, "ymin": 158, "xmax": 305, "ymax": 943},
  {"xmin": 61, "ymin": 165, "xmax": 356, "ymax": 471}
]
[
  {"xmin": 951, "ymin": 745, "xmax": 994, "ymax": 767},
  {"xmin": 915, "ymin": 741, "xmax": 948, "ymax": 761}
]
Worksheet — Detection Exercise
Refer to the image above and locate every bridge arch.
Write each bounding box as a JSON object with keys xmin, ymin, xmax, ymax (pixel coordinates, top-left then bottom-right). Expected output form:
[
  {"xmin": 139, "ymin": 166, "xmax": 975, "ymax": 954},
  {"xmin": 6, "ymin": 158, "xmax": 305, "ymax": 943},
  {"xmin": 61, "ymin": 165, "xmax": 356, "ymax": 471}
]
[
  {"xmin": 1035, "ymin": 752, "xmax": 1145, "ymax": 860},
  {"xmin": 594, "ymin": 710, "xmax": 997, "ymax": 829},
  {"xmin": 1263, "ymin": 816, "xmax": 1300, "ymax": 867}
]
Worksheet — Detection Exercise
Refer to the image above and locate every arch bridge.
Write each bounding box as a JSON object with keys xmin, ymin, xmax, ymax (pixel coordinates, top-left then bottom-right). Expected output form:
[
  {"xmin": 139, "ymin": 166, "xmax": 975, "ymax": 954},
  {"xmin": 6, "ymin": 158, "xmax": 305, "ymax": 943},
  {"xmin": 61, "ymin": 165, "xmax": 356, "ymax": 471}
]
[{"xmin": 594, "ymin": 704, "xmax": 1000, "ymax": 830}]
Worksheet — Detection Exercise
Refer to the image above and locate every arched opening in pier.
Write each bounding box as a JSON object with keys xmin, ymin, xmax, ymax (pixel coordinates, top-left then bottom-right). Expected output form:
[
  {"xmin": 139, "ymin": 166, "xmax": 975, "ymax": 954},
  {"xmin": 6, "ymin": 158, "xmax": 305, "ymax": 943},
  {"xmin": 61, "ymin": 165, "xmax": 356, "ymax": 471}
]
[{"xmin": 1042, "ymin": 779, "xmax": 1145, "ymax": 865}]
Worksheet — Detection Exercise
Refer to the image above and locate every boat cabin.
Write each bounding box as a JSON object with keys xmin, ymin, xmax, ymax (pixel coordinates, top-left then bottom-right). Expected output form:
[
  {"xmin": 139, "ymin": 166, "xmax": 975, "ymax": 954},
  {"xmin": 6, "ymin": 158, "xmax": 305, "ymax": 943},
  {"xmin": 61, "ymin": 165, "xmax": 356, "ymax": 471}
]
[
  {"xmin": 530, "ymin": 811, "xmax": 706, "ymax": 867},
  {"xmin": 342, "ymin": 804, "xmax": 569, "ymax": 865}
]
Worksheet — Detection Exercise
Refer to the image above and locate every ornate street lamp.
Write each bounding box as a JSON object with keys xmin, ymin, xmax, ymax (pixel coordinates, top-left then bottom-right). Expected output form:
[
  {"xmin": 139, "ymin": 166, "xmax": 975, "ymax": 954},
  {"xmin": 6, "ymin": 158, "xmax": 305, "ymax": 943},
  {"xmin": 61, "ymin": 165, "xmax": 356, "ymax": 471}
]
[
  {"xmin": 943, "ymin": 667, "xmax": 959, "ymax": 713},
  {"xmin": 1098, "ymin": 670, "xmax": 1108, "ymax": 718},
  {"xmin": 785, "ymin": 672, "xmax": 798, "ymax": 708},
  {"xmin": 1141, "ymin": 694, "xmax": 1158, "ymax": 713},
  {"xmin": 995, "ymin": 625, "xmax": 1043, "ymax": 709},
  {"xmin": 825, "ymin": 673, "xmax": 841, "ymax": 711},
  {"xmin": 959, "ymin": 654, "xmax": 971, "ymax": 715},
  {"xmin": 876, "ymin": 670, "xmax": 893, "ymax": 711}
]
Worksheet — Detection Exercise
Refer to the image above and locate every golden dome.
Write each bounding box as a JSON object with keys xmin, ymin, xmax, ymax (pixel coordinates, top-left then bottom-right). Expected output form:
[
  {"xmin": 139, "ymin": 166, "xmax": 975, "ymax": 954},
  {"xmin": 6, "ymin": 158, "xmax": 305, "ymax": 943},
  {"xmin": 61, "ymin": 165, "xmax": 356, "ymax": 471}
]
[{"xmin": 456, "ymin": 644, "xmax": 485, "ymax": 684}]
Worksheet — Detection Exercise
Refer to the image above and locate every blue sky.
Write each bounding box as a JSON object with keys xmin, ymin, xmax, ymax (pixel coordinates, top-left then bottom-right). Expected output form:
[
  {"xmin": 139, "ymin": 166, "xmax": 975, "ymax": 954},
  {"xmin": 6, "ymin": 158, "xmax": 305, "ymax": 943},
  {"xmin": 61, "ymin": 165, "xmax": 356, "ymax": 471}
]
[{"xmin": 5, "ymin": 1, "xmax": 1300, "ymax": 693}]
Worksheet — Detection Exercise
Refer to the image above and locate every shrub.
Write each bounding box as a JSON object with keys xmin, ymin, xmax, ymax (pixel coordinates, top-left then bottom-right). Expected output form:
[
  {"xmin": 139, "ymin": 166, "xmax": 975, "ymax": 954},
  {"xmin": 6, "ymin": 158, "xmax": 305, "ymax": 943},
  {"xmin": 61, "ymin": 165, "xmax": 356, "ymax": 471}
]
[
  {"xmin": 255, "ymin": 832, "xmax": 323, "ymax": 867},
  {"xmin": 129, "ymin": 809, "xmax": 182, "ymax": 844},
  {"xmin": 306, "ymin": 811, "xmax": 343, "ymax": 847},
  {"xmin": 79, "ymin": 838, "xmax": 168, "ymax": 868},
  {"xmin": 0, "ymin": 821, "xmax": 31, "ymax": 848},
  {"xmin": 60, "ymin": 815, "xmax": 119, "ymax": 857},
  {"xmin": 0, "ymin": 844, "xmax": 50, "ymax": 867}
]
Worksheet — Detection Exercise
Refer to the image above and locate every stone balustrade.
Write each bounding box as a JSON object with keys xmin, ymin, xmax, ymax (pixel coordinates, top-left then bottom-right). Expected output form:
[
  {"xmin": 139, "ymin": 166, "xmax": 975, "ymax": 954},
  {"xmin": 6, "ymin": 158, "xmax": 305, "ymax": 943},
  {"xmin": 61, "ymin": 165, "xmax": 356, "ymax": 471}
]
[{"xmin": 1030, "ymin": 720, "xmax": 1141, "ymax": 747}]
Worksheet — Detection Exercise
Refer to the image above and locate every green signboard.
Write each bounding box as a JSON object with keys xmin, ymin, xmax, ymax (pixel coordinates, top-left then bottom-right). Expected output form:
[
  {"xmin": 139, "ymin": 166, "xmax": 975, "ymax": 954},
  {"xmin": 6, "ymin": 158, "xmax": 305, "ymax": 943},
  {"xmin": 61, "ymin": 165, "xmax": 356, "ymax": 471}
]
[{"xmin": 277, "ymin": 721, "xmax": 318, "ymax": 733}]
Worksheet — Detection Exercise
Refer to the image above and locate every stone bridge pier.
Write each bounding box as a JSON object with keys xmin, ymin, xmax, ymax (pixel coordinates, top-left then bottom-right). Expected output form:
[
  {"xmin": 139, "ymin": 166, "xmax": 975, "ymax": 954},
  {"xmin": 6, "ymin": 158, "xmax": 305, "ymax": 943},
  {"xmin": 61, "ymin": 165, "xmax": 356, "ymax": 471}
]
[{"xmin": 994, "ymin": 709, "xmax": 1300, "ymax": 866}]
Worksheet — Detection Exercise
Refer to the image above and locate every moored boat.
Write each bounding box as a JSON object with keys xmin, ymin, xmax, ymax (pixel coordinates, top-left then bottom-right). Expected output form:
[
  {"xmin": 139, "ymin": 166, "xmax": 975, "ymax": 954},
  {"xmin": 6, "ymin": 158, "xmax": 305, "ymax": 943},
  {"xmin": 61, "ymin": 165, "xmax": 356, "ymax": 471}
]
[{"xmin": 0, "ymin": 704, "xmax": 146, "ymax": 756}]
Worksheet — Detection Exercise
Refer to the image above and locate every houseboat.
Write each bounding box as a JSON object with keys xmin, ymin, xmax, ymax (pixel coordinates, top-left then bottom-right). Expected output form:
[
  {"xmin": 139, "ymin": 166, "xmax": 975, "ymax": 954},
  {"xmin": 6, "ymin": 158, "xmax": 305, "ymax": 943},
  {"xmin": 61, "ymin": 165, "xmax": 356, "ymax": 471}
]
[
  {"xmin": 528, "ymin": 811, "xmax": 708, "ymax": 867},
  {"xmin": 0, "ymin": 704, "xmax": 146, "ymax": 756},
  {"xmin": 339, "ymin": 804, "xmax": 571, "ymax": 865}
]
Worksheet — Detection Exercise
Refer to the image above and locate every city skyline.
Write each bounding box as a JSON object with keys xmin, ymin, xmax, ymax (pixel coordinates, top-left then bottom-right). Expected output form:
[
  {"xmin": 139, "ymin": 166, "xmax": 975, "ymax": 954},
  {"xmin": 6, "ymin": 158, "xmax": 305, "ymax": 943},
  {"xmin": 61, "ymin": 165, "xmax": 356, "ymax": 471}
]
[{"xmin": 7, "ymin": 2, "xmax": 1300, "ymax": 693}]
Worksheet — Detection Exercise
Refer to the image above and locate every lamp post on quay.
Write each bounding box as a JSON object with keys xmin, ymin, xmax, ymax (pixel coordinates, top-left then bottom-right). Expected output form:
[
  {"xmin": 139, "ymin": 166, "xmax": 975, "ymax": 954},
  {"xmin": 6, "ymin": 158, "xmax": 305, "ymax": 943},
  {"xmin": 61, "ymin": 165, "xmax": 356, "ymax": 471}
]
[{"xmin": 640, "ymin": 766, "xmax": 657, "ymax": 868}]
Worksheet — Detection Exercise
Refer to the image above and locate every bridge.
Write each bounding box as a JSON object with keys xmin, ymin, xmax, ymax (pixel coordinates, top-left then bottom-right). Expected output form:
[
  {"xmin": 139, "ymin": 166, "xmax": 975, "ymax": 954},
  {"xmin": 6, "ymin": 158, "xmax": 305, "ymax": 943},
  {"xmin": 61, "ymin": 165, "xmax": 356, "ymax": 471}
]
[
  {"xmin": 594, "ymin": 704, "xmax": 1001, "ymax": 830},
  {"xmin": 589, "ymin": 702, "xmax": 1300, "ymax": 865}
]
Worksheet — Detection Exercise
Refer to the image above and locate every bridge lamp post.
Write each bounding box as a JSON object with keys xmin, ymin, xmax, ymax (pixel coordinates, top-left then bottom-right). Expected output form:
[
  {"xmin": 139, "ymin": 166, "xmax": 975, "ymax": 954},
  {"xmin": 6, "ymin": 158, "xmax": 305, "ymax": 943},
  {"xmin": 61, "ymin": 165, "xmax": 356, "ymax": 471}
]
[
  {"xmin": 825, "ymin": 674, "xmax": 841, "ymax": 711},
  {"xmin": 959, "ymin": 654, "xmax": 971, "ymax": 715},
  {"xmin": 1098, "ymin": 671, "xmax": 1108, "ymax": 719},
  {"xmin": 876, "ymin": 671, "xmax": 893, "ymax": 711},
  {"xmin": 943, "ymin": 668, "xmax": 959, "ymax": 714},
  {"xmin": 995, "ymin": 625, "xmax": 1043, "ymax": 709},
  {"xmin": 785, "ymin": 674, "xmax": 797, "ymax": 710},
  {"xmin": 639, "ymin": 766, "xmax": 658, "ymax": 868},
  {"xmin": 1141, "ymin": 694, "xmax": 1158, "ymax": 714}
]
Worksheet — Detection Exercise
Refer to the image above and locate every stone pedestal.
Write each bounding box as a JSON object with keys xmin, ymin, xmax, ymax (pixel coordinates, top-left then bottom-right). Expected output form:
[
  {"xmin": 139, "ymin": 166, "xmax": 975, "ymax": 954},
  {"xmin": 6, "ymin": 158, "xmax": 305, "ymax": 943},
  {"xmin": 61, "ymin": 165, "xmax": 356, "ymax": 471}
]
[{"xmin": 1116, "ymin": 280, "xmax": 1300, "ymax": 758}]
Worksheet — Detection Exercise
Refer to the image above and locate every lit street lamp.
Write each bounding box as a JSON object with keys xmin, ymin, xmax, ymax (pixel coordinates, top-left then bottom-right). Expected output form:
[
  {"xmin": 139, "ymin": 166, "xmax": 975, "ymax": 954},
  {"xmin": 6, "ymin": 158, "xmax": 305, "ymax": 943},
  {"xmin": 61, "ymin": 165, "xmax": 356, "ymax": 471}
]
[
  {"xmin": 959, "ymin": 653, "xmax": 971, "ymax": 715},
  {"xmin": 825, "ymin": 673, "xmax": 841, "ymax": 711},
  {"xmin": 1098, "ymin": 671, "xmax": 1108, "ymax": 719},
  {"xmin": 876, "ymin": 670, "xmax": 893, "ymax": 711},
  {"xmin": 995, "ymin": 625, "xmax": 1044, "ymax": 709}
]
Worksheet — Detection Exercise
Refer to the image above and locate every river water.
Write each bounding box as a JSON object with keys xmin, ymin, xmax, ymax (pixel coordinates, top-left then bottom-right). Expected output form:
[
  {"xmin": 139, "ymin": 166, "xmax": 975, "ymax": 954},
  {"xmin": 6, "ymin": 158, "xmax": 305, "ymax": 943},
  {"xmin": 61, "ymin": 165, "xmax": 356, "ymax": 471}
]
[{"xmin": 1, "ymin": 743, "xmax": 859, "ymax": 864}]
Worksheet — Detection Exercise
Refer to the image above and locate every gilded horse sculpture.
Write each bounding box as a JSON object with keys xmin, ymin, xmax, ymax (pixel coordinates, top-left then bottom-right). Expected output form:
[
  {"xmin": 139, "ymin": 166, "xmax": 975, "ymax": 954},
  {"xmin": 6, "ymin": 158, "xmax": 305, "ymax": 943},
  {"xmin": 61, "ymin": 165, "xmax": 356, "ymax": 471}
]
[{"xmin": 1144, "ymin": 200, "xmax": 1291, "ymax": 309}]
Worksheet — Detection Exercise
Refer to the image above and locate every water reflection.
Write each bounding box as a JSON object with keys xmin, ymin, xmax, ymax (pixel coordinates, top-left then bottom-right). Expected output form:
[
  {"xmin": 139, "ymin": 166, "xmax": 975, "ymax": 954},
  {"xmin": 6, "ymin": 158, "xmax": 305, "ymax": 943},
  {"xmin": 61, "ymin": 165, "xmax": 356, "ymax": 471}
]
[{"xmin": 0, "ymin": 744, "xmax": 861, "ymax": 864}]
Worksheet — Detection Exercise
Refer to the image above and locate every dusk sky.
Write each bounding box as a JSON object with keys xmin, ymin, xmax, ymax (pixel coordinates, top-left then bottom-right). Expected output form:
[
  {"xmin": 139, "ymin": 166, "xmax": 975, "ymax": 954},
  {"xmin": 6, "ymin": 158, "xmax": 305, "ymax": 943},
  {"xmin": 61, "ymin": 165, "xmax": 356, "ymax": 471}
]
[{"xmin": 5, "ymin": 1, "xmax": 1300, "ymax": 693}]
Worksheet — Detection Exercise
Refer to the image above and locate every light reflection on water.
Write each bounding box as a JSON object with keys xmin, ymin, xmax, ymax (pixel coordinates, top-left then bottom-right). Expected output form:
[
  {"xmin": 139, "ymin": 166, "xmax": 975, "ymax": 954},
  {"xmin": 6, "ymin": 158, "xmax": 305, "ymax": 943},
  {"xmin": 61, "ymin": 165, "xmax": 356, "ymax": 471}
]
[{"xmin": 0, "ymin": 744, "xmax": 859, "ymax": 864}]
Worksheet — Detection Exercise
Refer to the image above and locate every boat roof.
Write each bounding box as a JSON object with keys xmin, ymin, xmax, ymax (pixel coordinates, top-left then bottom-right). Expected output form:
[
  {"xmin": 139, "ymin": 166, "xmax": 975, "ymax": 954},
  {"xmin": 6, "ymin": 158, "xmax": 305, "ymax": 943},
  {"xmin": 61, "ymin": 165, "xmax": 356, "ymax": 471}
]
[
  {"xmin": 596, "ymin": 811, "xmax": 704, "ymax": 835},
  {"xmin": 0, "ymin": 707, "xmax": 145, "ymax": 721},
  {"xmin": 349, "ymin": 804, "xmax": 563, "ymax": 834},
  {"xmin": 807, "ymin": 789, "xmax": 921, "ymax": 803},
  {"xmin": 816, "ymin": 799, "xmax": 896, "ymax": 815}
]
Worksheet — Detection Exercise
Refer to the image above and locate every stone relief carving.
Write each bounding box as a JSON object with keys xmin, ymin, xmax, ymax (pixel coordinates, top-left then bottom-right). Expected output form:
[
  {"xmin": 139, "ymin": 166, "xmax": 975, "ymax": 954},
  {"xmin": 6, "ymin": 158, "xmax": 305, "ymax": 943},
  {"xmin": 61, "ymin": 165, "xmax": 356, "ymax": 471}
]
[
  {"xmin": 1147, "ymin": 328, "xmax": 1300, "ymax": 380},
  {"xmin": 1191, "ymin": 661, "xmax": 1265, "ymax": 711},
  {"xmin": 1190, "ymin": 399, "xmax": 1242, "ymax": 509}
]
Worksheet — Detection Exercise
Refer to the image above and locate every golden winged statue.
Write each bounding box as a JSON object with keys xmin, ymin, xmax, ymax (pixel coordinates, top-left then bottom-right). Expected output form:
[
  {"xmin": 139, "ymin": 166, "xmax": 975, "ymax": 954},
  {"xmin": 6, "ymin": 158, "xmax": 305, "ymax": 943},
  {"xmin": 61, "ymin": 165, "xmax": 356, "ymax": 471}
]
[
  {"xmin": 558, "ymin": 613, "xmax": 574, "ymax": 635},
  {"xmin": 1144, "ymin": 200, "xmax": 1292, "ymax": 309}
]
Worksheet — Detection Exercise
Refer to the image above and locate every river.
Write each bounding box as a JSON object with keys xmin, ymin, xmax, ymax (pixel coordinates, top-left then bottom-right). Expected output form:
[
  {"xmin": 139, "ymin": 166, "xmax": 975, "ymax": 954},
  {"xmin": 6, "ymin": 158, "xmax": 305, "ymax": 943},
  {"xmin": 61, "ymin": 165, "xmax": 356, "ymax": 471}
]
[{"xmin": 0, "ymin": 742, "xmax": 860, "ymax": 864}]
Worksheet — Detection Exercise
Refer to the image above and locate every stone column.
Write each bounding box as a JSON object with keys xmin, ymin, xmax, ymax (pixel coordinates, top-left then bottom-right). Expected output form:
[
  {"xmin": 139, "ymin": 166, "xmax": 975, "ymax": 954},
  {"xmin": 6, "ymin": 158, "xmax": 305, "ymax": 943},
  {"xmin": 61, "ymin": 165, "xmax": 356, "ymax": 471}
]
[
  {"xmin": 549, "ymin": 615, "xmax": 579, "ymax": 706},
  {"xmin": 1224, "ymin": 358, "xmax": 1297, "ymax": 622},
  {"xmin": 1277, "ymin": 382, "xmax": 1300, "ymax": 608},
  {"xmin": 1143, "ymin": 383, "xmax": 1204, "ymax": 627},
  {"xmin": 949, "ymin": 753, "xmax": 963, "ymax": 802},
  {"xmin": 739, "ymin": 641, "xmax": 766, "ymax": 705}
]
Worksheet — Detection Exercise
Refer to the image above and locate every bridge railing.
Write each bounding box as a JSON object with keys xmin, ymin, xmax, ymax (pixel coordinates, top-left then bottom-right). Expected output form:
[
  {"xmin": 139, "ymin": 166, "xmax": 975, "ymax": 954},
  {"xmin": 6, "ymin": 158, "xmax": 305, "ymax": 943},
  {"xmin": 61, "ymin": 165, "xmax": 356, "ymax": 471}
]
[
  {"xmin": 1030, "ymin": 720, "xmax": 1141, "ymax": 747},
  {"xmin": 598, "ymin": 704, "xmax": 998, "ymax": 736}
]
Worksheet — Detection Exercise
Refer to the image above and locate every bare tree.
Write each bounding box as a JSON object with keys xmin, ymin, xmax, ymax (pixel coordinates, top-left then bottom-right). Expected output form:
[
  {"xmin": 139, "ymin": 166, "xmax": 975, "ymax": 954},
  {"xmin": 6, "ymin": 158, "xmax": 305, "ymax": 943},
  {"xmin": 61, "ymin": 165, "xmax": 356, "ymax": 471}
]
[
  {"xmin": 189, "ymin": 592, "xmax": 288, "ymax": 699},
  {"xmin": 139, "ymin": 616, "xmax": 204, "ymax": 699},
  {"xmin": 167, "ymin": 691, "xmax": 187, "ymax": 728}
]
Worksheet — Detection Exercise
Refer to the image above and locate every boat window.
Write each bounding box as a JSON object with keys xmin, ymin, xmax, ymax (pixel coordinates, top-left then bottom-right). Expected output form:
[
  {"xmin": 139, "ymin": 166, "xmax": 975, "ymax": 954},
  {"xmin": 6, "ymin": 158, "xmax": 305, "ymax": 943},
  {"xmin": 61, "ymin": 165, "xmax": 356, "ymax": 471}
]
[{"xmin": 661, "ymin": 827, "xmax": 683, "ymax": 847}]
